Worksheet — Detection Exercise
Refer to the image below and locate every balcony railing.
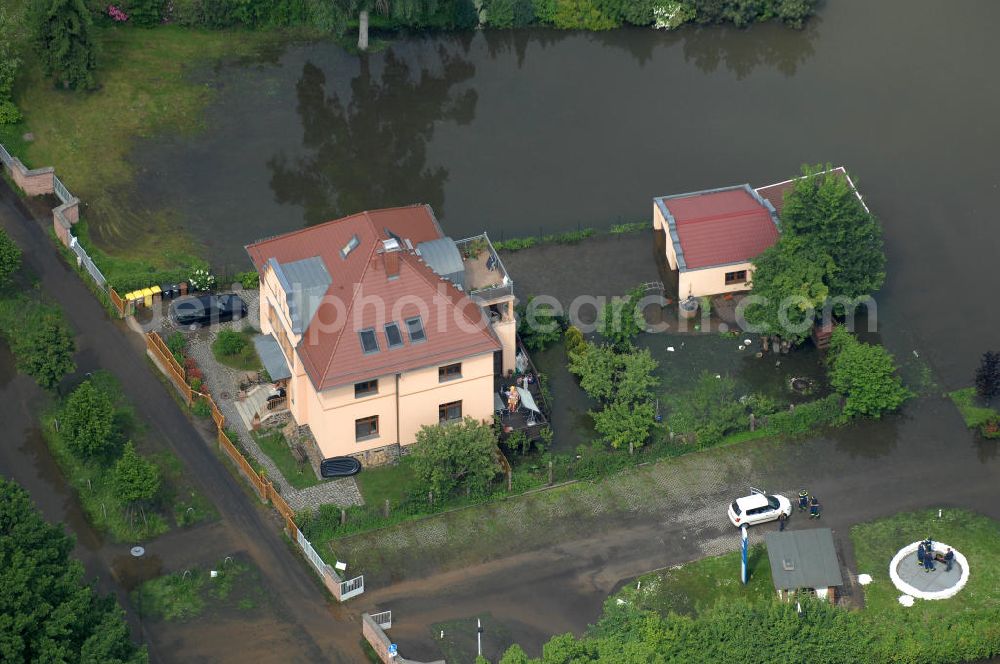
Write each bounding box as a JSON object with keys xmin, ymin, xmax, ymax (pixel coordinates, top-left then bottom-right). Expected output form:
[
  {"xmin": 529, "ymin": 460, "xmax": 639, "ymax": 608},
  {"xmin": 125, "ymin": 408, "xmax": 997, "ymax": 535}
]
[{"xmin": 455, "ymin": 232, "xmax": 514, "ymax": 300}]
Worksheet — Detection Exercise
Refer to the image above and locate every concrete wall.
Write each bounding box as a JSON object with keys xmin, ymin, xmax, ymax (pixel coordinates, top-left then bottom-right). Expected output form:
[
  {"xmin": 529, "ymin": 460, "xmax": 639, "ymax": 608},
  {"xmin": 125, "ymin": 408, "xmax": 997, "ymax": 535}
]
[
  {"xmin": 678, "ymin": 262, "xmax": 753, "ymax": 298},
  {"xmin": 362, "ymin": 614, "xmax": 445, "ymax": 664}
]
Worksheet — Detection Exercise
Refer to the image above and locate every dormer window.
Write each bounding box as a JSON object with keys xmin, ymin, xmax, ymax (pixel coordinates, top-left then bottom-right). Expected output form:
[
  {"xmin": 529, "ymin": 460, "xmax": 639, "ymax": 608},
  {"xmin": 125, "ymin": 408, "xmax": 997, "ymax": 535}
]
[
  {"xmin": 359, "ymin": 328, "xmax": 379, "ymax": 354},
  {"xmin": 384, "ymin": 322, "xmax": 404, "ymax": 349},
  {"xmin": 341, "ymin": 234, "xmax": 360, "ymax": 259},
  {"xmin": 405, "ymin": 316, "xmax": 426, "ymax": 343}
]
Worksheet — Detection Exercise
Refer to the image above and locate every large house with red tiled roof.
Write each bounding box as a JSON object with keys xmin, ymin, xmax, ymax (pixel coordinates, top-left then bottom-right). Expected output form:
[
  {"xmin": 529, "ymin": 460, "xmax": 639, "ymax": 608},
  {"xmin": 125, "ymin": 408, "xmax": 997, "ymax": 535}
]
[
  {"xmin": 246, "ymin": 205, "xmax": 517, "ymax": 465},
  {"xmin": 653, "ymin": 166, "xmax": 864, "ymax": 298}
]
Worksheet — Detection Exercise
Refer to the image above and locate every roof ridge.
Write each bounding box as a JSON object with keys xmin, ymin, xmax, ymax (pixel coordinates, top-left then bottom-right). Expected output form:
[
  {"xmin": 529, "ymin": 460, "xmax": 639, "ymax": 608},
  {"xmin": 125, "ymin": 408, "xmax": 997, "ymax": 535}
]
[{"xmin": 245, "ymin": 204, "xmax": 429, "ymax": 251}]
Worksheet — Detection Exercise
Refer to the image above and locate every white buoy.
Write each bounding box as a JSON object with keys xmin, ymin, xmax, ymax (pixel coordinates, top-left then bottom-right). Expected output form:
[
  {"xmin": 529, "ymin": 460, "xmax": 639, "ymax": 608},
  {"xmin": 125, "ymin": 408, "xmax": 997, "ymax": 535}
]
[
  {"xmin": 744, "ymin": 339, "xmax": 752, "ymax": 345},
  {"xmin": 738, "ymin": 345, "xmax": 745, "ymax": 350}
]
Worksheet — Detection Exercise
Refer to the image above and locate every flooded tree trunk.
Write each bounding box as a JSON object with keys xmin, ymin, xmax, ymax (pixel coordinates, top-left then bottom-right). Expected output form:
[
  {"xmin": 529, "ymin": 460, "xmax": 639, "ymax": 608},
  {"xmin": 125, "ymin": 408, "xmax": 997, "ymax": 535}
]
[{"xmin": 358, "ymin": 10, "xmax": 369, "ymax": 51}]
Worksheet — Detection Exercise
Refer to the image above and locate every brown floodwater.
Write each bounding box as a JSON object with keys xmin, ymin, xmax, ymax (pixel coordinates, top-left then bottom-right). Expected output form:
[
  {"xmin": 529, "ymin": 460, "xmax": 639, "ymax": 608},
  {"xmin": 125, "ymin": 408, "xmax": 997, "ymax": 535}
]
[{"xmin": 131, "ymin": 0, "xmax": 1000, "ymax": 390}]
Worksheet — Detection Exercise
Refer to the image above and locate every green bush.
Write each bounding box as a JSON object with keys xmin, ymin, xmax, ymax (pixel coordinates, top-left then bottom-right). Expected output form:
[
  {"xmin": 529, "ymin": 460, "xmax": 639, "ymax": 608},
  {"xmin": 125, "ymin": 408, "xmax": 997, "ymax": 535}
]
[
  {"xmin": 191, "ymin": 398, "xmax": 211, "ymax": 418},
  {"xmin": 483, "ymin": 0, "xmax": 535, "ymax": 28},
  {"xmin": 828, "ymin": 327, "xmax": 911, "ymax": 418},
  {"xmin": 518, "ymin": 296, "xmax": 565, "ymax": 352},
  {"xmin": 61, "ymin": 380, "xmax": 119, "ymax": 459},
  {"xmin": 766, "ymin": 394, "xmax": 842, "ymax": 437},
  {"xmin": 214, "ymin": 329, "xmax": 248, "ymax": 356},
  {"xmin": 563, "ymin": 325, "xmax": 586, "ymax": 355},
  {"xmin": 235, "ymin": 270, "xmax": 260, "ymax": 289},
  {"xmin": 124, "ymin": 0, "xmax": 164, "ymax": 26}
]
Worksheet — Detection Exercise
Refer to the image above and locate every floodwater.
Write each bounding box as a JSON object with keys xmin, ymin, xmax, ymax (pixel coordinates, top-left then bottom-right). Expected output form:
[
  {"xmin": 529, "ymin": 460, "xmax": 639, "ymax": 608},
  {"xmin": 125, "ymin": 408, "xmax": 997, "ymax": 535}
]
[{"xmin": 132, "ymin": 0, "xmax": 1000, "ymax": 390}]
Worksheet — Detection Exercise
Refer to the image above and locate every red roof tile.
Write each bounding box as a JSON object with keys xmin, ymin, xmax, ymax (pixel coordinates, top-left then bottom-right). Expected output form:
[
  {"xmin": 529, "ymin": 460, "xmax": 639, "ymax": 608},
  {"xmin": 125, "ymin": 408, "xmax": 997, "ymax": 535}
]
[
  {"xmin": 657, "ymin": 186, "xmax": 780, "ymax": 270},
  {"xmin": 246, "ymin": 206, "xmax": 500, "ymax": 391}
]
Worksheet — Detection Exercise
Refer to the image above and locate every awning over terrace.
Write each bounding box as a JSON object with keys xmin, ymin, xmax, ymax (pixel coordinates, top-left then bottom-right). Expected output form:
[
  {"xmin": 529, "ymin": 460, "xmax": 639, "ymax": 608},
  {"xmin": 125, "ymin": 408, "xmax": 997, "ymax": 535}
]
[{"xmin": 252, "ymin": 334, "xmax": 292, "ymax": 381}]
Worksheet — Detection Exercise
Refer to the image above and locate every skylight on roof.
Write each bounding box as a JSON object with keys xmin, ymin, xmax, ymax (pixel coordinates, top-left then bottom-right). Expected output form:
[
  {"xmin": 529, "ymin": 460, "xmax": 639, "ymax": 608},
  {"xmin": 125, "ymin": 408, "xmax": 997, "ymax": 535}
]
[
  {"xmin": 405, "ymin": 316, "xmax": 426, "ymax": 343},
  {"xmin": 359, "ymin": 328, "xmax": 379, "ymax": 354},
  {"xmin": 341, "ymin": 234, "xmax": 360, "ymax": 259},
  {"xmin": 384, "ymin": 323, "xmax": 404, "ymax": 348}
]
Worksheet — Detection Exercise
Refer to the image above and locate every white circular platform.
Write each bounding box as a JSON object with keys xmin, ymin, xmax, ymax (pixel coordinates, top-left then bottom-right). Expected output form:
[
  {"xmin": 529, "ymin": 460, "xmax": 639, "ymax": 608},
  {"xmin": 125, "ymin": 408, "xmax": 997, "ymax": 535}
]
[{"xmin": 889, "ymin": 541, "xmax": 969, "ymax": 600}]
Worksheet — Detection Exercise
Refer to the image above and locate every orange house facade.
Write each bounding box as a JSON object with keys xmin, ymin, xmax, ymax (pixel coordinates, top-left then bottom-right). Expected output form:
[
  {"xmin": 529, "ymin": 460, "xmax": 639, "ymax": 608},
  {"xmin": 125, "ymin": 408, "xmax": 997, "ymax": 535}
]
[{"xmin": 246, "ymin": 205, "xmax": 517, "ymax": 465}]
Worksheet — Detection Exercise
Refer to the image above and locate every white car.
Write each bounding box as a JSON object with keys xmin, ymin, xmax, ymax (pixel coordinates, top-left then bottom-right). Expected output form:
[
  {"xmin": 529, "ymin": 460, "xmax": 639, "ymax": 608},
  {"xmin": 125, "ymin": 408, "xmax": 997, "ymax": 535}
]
[{"xmin": 727, "ymin": 490, "xmax": 792, "ymax": 527}]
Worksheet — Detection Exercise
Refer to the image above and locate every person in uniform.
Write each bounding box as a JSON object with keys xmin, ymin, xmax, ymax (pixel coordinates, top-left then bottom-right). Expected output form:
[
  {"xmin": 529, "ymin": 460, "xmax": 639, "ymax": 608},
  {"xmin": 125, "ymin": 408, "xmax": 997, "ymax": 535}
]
[
  {"xmin": 798, "ymin": 490, "xmax": 809, "ymax": 512},
  {"xmin": 944, "ymin": 548, "xmax": 955, "ymax": 572},
  {"xmin": 809, "ymin": 496, "xmax": 821, "ymax": 519},
  {"xmin": 924, "ymin": 547, "xmax": 936, "ymax": 572},
  {"xmin": 778, "ymin": 512, "xmax": 787, "ymax": 531},
  {"xmin": 917, "ymin": 542, "xmax": 926, "ymax": 568}
]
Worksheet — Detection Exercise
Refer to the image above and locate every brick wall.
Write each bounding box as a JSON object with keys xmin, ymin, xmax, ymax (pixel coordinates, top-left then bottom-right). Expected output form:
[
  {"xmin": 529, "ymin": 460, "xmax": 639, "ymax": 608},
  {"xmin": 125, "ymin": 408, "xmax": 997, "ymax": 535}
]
[{"xmin": 9, "ymin": 161, "xmax": 54, "ymax": 196}]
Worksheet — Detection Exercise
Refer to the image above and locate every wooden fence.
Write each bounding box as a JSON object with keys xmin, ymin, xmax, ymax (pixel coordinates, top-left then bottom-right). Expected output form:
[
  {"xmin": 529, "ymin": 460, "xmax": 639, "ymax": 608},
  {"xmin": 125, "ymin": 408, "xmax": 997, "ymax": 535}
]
[{"xmin": 144, "ymin": 330, "xmax": 363, "ymax": 600}]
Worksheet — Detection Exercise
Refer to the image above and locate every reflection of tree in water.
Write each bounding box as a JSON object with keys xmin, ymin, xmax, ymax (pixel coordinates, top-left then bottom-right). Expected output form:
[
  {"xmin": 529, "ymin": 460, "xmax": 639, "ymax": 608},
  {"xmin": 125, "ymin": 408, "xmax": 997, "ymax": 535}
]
[
  {"xmin": 268, "ymin": 47, "xmax": 477, "ymax": 225},
  {"xmin": 679, "ymin": 21, "xmax": 819, "ymax": 79}
]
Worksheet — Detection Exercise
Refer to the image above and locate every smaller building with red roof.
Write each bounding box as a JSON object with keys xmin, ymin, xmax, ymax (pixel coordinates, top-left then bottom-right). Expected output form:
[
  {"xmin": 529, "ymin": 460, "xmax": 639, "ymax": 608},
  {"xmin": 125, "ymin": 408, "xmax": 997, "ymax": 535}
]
[
  {"xmin": 653, "ymin": 167, "xmax": 863, "ymax": 298},
  {"xmin": 654, "ymin": 184, "xmax": 780, "ymax": 298}
]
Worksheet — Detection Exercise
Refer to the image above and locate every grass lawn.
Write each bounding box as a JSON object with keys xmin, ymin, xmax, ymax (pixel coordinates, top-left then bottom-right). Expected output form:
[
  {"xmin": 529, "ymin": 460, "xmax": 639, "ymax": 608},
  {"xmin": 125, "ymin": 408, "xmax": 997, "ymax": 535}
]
[
  {"xmin": 7, "ymin": 25, "xmax": 305, "ymax": 273},
  {"xmin": 252, "ymin": 429, "xmax": 318, "ymax": 490},
  {"xmin": 948, "ymin": 387, "xmax": 999, "ymax": 437},
  {"xmin": 355, "ymin": 455, "xmax": 421, "ymax": 506},
  {"xmin": 212, "ymin": 329, "xmax": 262, "ymax": 371},
  {"xmin": 132, "ymin": 557, "xmax": 263, "ymax": 621},
  {"xmin": 616, "ymin": 544, "xmax": 774, "ymax": 617},
  {"xmin": 852, "ymin": 508, "xmax": 1000, "ymax": 614}
]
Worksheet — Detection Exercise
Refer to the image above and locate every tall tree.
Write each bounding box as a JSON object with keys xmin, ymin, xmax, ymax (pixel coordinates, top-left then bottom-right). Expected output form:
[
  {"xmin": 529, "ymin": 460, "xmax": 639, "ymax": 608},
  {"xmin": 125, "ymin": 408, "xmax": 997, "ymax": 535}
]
[
  {"xmin": 29, "ymin": 0, "xmax": 97, "ymax": 90},
  {"xmin": 781, "ymin": 164, "xmax": 886, "ymax": 301},
  {"xmin": 744, "ymin": 236, "xmax": 832, "ymax": 344},
  {"xmin": 10, "ymin": 310, "xmax": 76, "ymax": 390},
  {"xmin": 975, "ymin": 351, "xmax": 1000, "ymax": 401},
  {"xmin": 113, "ymin": 442, "xmax": 161, "ymax": 516},
  {"xmin": 61, "ymin": 380, "xmax": 117, "ymax": 458},
  {"xmin": 0, "ymin": 478, "xmax": 146, "ymax": 663},
  {"xmin": 827, "ymin": 326, "xmax": 910, "ymax": 418},
  {"xmin": 0, "ymin": 7, "xmax": 23, "ymax": 123},
  {"xmin": 0, "ymin": 228, "xmax": 22, "ymax": 286},
  {"xmin": 410, "ymin": 417, "xmax": 500, "ymax": 498}
]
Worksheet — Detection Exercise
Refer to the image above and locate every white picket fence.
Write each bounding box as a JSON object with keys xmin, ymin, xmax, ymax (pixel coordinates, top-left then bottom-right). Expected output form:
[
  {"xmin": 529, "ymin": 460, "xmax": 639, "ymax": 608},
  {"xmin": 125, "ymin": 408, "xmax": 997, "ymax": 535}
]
[{"xmin": 296, "ymin": 528, "xmax": 364, "ymax": 601}]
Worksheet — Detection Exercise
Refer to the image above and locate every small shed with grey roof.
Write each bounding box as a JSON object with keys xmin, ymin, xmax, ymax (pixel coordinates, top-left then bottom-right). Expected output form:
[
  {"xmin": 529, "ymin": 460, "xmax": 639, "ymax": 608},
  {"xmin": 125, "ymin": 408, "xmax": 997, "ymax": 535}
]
[
  {"xmin": 765, "ymin": 528, "xmax": 844, "ymax": 603},
  {"xmin": 415, "ymin": 238, "xmax": 466, "ymax": 290}
]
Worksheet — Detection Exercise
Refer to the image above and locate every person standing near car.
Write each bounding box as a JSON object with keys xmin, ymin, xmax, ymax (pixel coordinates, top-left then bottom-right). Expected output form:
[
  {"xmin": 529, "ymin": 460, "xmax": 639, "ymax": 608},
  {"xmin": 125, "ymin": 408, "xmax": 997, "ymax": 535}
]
[
  {"xmin": 778, "ymin": 512, "xmax": 787, "ymax": 531},
  {"xmin": 798, "ymin": 490, "xmax": 809, "ymax": 512},
  {"xmin": 809, "ymin": 496, "xmax": 821, "ymax": 519}
]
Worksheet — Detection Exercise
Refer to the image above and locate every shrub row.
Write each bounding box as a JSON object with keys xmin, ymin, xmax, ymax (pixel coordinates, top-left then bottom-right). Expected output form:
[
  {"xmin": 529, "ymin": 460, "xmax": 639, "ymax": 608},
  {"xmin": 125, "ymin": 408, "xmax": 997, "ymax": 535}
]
[{"xmin": 95, "ymin": 0, "xmax": 816, "ymax": 38}]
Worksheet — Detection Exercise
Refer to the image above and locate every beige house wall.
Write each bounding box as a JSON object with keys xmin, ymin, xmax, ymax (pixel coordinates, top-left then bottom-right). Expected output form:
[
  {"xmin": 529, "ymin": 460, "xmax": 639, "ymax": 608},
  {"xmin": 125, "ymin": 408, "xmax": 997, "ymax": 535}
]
[
  {"xmin": 678, "ymin": 262, "xmax": 754, "ymax": 298},
  {"xmin": 257, "ymin": 278, "xmax": 496, "ymax": 459},
  {"xmin": 652, "ymin": 204, "xmax": 677, "ymax": 270}
]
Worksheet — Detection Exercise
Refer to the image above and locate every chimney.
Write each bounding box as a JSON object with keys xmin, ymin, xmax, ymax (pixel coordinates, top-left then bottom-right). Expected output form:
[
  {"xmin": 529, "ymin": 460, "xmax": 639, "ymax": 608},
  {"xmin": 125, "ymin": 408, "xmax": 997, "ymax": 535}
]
[{"xmin": 382, "ymin": 238, "xmax": 400, "ymax": 279}]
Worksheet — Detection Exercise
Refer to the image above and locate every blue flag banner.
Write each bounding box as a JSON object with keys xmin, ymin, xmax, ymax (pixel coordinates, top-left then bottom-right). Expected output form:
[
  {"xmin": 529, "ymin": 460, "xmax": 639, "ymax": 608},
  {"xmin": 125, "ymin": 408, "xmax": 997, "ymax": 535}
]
[{"xmin": 741, "ymin": 525, "xmax": 749, "ymax": 585}]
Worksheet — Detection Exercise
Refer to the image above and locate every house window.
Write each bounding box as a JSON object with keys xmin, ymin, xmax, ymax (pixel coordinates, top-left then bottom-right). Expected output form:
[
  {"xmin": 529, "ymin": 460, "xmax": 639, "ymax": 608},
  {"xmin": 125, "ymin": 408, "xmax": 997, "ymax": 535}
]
[
  {"xmin": 359, "ymin": 328, "xmax": 380, "ymax": 354},
  {"xmin": 439, "ymin": 400, "xmax": 462, "ymax": 422},
  {"xmin": 355, "ymin": 415, "xmax": 379, "ymax": 440},
  {"xmin": 405, "ymin": 316, "xmax": 426, "ymax": 343},
  {"xmin": 384, "ymin": 322, "xmax": 404, "ymax": 349},
  {"xmin": 439, "ymin": 362, "xmax": 462, "ymax": 382},
  {"xmin": 354, "ymin": 379, "xmax": 378, "ymax": 398},
  {"xmin": 341, "ymin": 234, "xmax": 360, "ymax": 259},
  {"xmin": 725, "ymin": 270, "xmax": 747, "ymax": 286}
]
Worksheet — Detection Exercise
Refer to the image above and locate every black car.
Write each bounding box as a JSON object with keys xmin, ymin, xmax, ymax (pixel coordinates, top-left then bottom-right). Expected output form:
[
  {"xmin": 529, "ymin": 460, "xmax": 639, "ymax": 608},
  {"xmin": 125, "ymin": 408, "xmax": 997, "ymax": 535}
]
[{"xmin": 170, "ymin": 293, "xmax": 247, "ymax": 329}]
